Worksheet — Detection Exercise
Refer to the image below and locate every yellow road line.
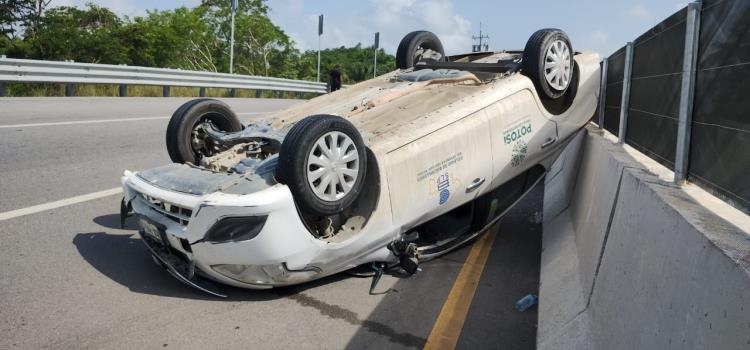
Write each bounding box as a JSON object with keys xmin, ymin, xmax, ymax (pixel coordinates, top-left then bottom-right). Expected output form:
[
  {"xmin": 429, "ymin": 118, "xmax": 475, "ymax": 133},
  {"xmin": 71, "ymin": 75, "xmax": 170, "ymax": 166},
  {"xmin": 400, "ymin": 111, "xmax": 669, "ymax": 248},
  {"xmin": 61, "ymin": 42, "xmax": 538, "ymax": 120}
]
[{"xmin": 424, "ymin": 228, "xmax": 497, "ymax": 350}]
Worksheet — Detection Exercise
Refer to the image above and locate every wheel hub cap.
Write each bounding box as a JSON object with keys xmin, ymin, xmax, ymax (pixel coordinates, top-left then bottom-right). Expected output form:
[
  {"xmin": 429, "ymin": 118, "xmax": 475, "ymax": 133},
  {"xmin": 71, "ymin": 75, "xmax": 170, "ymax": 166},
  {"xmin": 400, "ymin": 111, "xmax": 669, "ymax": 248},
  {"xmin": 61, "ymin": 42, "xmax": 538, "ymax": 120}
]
[
  {"xmin": 307, "ymin": 131, "xmax": 359, "ymax": 202},
  {"xmin": 544, "ymin": 40, "xmax": 572, "ymax": 91}
]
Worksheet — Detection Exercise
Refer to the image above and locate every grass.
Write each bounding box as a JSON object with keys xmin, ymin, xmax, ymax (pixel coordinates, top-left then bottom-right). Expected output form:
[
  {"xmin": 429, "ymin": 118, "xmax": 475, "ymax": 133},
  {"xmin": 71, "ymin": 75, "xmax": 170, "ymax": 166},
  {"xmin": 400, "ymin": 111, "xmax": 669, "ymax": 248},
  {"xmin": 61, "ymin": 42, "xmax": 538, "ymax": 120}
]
[{"xmin": 0, "ymin": 82, "xmax": 319, "ymax": 99}]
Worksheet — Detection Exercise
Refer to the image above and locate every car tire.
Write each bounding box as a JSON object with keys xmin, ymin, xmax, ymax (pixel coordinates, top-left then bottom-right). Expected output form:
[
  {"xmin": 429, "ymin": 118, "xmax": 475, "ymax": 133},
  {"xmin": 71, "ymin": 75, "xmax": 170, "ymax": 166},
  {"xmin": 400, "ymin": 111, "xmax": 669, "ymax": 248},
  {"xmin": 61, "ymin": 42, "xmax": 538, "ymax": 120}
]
[
  {"xmin": 276, "ymin": 115, "xmax": 368, "ymax": 216},
  {"xmin": 522, "ymin": 29, "xmax": 575, "ymax": 100},
  {"xmin": 396, "ymin": 31, "xmax": 446, "ymax": 69},
  {"xmin": 166, "ymin": 98, "xmax": 243, "ymax": 164}
]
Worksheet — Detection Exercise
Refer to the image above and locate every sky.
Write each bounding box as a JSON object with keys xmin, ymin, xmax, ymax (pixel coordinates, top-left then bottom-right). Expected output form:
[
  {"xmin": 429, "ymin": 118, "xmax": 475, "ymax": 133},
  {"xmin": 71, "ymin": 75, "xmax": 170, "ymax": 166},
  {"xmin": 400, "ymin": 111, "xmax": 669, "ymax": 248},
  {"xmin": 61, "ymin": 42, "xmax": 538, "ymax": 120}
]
[{"xmin": 50, "ymin": 0, "xmax": 691, "ymax": 57}]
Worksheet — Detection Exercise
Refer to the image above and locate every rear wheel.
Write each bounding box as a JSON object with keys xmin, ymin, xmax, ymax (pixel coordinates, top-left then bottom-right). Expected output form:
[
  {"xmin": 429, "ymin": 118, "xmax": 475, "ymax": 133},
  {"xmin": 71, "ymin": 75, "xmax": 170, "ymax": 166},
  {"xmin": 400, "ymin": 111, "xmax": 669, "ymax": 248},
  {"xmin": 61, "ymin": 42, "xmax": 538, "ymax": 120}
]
[
  {"xmin": 522, "ymin": 29, "xmax": 575, "ymax": 100},
  {"xmin": 396, "ymin": 31, "xmax": 445, "ymax": 69},
  {"xmin": 165, "ymin": 99, "xmax": 243, "ymax": 164}
]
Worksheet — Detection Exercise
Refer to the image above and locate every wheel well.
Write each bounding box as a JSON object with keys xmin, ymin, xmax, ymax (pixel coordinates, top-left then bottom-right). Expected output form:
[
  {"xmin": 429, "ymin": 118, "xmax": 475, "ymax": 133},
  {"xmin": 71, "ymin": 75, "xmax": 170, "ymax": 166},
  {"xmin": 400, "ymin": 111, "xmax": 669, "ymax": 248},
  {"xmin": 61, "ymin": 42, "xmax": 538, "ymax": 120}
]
[{"xmin": 299, "ymin": 147, "xmax": 381, "ymax": 241}]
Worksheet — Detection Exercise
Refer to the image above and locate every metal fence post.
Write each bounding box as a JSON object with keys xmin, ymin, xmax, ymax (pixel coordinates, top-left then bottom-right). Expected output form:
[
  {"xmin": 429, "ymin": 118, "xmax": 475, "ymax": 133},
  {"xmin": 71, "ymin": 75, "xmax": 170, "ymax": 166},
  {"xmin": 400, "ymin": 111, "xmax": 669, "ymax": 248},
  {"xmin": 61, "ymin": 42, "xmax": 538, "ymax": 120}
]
[
  {"xmin": 0, "ymin": 82, "xmax": 5, "ymax": 97},
  {"xmin": 162, "ymin": 86, "xmax": 170, "ymax": 97},
  {"xmin": 255, "ymin": 90, "xmax": 262, "ymax": 98},
  {"xmin": 598, "ymin": 58, "xmax": 608, "ymax": 128},
  {"xmin": 65, "ymin": 83, "xmax": 74, "ymax": 97},
  {"xmin": 119, "ymin": 84, "xmax": 127, "ymax": 97},
  {"xmin": 674, "ymin": 1, "xmax": 703, "ymax": 184},
  {"xmin": 230, "ymin": 88, "xmax": 237, "ymax": 97},
  {"xmin": 618, "ymin": 42, "xmax": 634, "ymax": 143},
  {"xmin": 199, "ymin": 87, "xmax": 206, "ymax": 97}
]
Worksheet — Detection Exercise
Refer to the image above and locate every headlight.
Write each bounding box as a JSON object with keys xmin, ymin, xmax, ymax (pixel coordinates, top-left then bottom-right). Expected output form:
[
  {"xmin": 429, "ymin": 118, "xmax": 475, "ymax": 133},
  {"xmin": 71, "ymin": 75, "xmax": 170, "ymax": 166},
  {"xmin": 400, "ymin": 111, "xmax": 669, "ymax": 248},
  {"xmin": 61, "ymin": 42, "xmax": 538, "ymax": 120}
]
[
  {"xmin": 211, "ymin": 263, "xmax": 320, "ymax": 285},
  {"xmin": 204, "ymin": 216, "xmax": 267, "ymax": 243}
]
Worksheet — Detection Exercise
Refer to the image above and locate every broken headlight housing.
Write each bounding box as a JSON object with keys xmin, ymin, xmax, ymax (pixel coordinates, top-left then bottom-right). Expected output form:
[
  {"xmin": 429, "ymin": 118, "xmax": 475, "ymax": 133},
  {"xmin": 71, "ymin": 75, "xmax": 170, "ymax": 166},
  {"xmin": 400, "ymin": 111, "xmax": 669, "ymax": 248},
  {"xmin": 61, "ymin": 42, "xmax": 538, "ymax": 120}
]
[{"xmin": 204, "ymin": 215, "xmax": 267, "ymax": 243}]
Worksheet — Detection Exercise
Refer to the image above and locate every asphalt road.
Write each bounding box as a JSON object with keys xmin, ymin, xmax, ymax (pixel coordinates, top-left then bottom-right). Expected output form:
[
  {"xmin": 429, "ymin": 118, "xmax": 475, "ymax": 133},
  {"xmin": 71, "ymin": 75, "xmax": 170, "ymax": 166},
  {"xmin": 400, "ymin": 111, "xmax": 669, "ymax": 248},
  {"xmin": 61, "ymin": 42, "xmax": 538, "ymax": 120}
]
[{"xmin": 0, "ymin": 97, "xmax": 543, "ymax": 349}]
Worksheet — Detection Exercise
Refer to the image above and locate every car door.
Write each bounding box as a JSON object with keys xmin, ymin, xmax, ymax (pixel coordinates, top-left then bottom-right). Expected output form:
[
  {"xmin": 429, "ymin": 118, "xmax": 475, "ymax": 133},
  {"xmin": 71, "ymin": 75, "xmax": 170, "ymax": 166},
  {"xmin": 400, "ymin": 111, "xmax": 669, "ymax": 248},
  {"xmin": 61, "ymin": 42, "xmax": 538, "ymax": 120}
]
[
  {"xmin": 485, "ymin": 89, "xmax": 558, "ymax": 189},
  {"xmin": 386, "ymin": 110, "xmax": 493, "ymax": 229}
]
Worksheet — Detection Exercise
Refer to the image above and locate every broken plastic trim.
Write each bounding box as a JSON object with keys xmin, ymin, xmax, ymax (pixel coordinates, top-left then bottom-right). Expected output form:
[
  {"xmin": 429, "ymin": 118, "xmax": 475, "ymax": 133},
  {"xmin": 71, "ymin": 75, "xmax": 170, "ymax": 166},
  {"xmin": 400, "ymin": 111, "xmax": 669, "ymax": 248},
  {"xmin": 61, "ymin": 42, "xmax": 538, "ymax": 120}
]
[
  {"xmin": 137, "ymin": 223, "xmax": 227, "ymax": 298},
  {"xmin": 120, "ymin": 197, "xmax": 133, "ymax": 228}
]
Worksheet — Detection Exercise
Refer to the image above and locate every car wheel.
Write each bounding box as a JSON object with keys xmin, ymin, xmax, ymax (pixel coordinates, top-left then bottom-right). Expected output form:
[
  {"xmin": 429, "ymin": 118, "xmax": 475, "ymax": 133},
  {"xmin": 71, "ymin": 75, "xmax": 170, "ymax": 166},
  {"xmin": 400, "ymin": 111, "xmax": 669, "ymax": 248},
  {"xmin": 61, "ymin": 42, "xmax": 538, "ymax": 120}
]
[
  {"xmin": 522, "ymin": 29, "xmax": 575, "ymax": 100},
  {"xmin": 276, "ymin": 115, "xmax": 367, "ymax": 216},
  {"xmin": 396, "ymin": 31, "xmax": 446, "ymax": 69},
  {"xmin": 166, "ymin": 98, "xmax": 243, "ymax": 164}
]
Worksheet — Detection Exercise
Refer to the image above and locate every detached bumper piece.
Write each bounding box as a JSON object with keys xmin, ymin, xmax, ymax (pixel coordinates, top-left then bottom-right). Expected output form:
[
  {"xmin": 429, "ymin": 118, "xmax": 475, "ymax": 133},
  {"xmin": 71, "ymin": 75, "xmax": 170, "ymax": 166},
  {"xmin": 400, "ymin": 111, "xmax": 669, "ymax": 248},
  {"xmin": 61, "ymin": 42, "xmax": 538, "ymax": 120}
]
[{"xmin": 137, "ymin": 221, "xmax": 227, "ymax": 298}]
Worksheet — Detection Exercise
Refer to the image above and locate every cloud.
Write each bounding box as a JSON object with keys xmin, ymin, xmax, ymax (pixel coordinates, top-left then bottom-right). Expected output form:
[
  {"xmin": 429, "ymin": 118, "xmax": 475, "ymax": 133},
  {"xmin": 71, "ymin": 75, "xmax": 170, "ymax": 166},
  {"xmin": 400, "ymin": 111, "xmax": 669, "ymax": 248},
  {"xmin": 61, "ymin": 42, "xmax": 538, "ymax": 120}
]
[
  {"xmin": 49, "ymin": 0, "xmax": 145, "ymax": 17},
  {"xmin": 268, "ymin": 0, "xmax": 472, "ymax": 55},
  {"xmin": 267, "ymin": 0, "xmax": 311, "ymax": 49},
  {"xmin": 367, "ymin": 0, "xmax": 471, "ymax": 54},
  {"xmin": 49, "ymin": 0, "xmax": 204, "ymax": 17},
  {"xmin": 626, "ymin": 4, "xmax": 653, "ymax": 21}
]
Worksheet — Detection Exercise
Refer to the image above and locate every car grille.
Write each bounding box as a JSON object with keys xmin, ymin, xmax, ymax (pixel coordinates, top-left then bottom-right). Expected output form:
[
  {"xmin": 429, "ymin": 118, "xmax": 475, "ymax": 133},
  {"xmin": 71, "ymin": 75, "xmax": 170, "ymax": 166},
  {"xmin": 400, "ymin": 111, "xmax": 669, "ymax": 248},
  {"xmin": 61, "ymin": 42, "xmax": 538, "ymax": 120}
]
[{"xmin": 138, "ymin": 193, "xmax": 193, "ymax": 226}]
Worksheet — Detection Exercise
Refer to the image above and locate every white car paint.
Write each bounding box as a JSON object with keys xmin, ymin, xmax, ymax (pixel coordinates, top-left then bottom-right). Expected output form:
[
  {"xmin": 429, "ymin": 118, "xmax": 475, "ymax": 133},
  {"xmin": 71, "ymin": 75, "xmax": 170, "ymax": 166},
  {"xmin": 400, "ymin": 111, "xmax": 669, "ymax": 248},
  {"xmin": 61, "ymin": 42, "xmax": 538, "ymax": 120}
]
[{"xmin": 122, "ymin": 51, "xmax": 601, "ymax": 292}]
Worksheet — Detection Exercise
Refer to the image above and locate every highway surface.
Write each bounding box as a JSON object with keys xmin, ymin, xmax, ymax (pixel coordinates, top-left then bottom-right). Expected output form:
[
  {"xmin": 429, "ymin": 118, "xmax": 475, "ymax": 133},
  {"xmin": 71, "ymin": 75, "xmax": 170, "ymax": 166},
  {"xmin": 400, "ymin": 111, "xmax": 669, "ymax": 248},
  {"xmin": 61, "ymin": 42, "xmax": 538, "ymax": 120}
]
[{"xmin": 0, "ymin": 97, "xmax": 542, "ymax": 349}]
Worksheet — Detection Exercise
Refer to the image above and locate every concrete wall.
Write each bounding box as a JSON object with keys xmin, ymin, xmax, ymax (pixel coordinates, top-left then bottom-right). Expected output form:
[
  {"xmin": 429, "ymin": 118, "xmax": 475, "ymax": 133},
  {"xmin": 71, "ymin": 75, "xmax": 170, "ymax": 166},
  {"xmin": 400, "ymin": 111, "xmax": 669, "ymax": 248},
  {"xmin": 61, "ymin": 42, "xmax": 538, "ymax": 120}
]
[{"xmin": 538, "ymin": 125, "xmax": 750, "ymax": 349}]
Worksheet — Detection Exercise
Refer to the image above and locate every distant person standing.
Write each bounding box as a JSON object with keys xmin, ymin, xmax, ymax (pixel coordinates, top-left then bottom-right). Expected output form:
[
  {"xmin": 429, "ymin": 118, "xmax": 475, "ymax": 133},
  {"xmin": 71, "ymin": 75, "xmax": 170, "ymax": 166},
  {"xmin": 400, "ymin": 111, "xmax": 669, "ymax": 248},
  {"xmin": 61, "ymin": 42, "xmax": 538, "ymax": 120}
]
[{"xmin": 329, "ymin": 64, "xmax": 342, "ymax": 92}]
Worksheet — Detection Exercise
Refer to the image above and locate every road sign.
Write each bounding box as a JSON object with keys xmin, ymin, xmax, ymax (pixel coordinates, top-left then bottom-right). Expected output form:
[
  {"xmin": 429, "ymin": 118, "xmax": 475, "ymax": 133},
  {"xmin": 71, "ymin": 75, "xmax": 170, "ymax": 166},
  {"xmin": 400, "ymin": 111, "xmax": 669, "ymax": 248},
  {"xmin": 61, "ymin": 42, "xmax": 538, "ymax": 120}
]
[
  {"xmin": 374, "ymin": 32, "xmax": 380, "ymax": 78},
  {"xmin": 317, "ymin": 14, "xmax": 323, "ymax": 82}
]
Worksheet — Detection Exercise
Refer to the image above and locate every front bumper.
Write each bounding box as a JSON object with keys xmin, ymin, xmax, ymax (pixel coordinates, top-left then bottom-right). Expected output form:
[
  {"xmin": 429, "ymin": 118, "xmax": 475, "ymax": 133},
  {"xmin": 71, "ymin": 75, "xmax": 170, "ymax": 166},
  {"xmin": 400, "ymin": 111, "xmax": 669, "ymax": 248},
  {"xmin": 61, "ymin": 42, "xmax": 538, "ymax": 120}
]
[
  {"xmin": 137, "ymin": 218, "xmax": 228, "ymax": 297},
  {"xmin": 122, "ymin": 171, "xmax": 326, "ymax": 293}
]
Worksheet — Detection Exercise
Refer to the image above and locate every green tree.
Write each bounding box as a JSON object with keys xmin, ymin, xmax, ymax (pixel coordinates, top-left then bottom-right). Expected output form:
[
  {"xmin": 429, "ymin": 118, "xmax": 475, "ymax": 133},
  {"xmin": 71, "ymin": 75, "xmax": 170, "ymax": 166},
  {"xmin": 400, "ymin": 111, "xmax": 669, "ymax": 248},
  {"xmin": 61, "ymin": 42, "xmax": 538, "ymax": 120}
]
[
  {"xmin": 27, "ymin": 4, "xmax": 128, "ymax": 63},
  {"xmin": 300, "ymin": 45, "xmax": 396, "ymax": 84},
  {"xmin": 120, "ymin": 7, "xmax": 217, "ymax": 70},
  {"xmin": 0, "ymin": 0, "xmax": 51, "ymax": 57},
  {"xmin": 0, "ymin": 0, "xmax": 51, "ymax": 40},
  {"xmin": 199, "ymin": 0, "xmax": 298, "ymax": 76},
  {"xmin": 0, "ymin": 0, "xmax": 397, "ymax": 85}
]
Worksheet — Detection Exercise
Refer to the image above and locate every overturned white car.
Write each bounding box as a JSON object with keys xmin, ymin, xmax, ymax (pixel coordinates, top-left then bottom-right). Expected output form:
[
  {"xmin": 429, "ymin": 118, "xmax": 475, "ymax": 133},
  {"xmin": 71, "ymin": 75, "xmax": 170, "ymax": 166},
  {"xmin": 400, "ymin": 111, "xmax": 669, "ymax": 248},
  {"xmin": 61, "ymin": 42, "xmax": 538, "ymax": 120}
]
[{"xmin": 121, "ymin": 29, "xmax": 600, "ymax": 297}]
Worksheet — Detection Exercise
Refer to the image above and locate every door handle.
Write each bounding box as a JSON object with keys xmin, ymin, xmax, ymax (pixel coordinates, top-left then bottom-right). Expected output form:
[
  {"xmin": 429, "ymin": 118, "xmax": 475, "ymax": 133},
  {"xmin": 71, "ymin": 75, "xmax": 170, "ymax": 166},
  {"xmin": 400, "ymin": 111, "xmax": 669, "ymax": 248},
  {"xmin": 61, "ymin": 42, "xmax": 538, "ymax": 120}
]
[
  {"xmin": 541, "ymin": 136, "xmax": 557, "ymax": 149},
  {"xmin": 466, "ymin": 177, "xmax": 486, "ymax": 193}
]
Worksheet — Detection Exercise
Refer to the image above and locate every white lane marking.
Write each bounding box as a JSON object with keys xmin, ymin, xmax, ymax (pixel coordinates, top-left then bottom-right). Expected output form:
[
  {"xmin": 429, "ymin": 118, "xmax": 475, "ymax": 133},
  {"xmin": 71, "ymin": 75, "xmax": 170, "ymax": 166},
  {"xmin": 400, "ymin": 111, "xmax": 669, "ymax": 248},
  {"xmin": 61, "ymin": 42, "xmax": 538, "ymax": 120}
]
[
  {"xmin": 0, "ymin": 112, "xmax": 267, "ymax": 129},
  {"xmin": 0, "ymin": 187, "xmax": 123, "ymax": 222},
  {"xmin": 0, "ymin": 116, "xmax": 170, "ymax": 128}
]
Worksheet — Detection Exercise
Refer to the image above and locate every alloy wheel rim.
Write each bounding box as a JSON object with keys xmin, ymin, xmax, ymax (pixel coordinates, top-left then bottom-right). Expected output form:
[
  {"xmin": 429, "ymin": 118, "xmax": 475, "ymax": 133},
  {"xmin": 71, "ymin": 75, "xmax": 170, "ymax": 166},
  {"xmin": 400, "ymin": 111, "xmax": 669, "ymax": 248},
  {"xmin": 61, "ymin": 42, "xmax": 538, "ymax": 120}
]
[
  {"xmin": 307, "ymin": 131, "xmax": 359, "ymax": 202},
  {"xmin": 544, "ymin": 40, "xmax": 572, "ymax": 91}
]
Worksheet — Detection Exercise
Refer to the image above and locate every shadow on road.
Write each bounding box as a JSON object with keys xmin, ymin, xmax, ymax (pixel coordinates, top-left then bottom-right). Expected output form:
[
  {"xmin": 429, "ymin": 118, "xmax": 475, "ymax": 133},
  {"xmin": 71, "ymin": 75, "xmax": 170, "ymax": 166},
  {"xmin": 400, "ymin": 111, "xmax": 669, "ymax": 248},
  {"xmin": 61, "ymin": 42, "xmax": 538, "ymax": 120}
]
[
  {"xmin": 78, "ymin": 213, "xmax": 372, "ymax": 301},
  {"xmin": 93, "ymin": 213, "xmax": 136, "ymax": 230}
]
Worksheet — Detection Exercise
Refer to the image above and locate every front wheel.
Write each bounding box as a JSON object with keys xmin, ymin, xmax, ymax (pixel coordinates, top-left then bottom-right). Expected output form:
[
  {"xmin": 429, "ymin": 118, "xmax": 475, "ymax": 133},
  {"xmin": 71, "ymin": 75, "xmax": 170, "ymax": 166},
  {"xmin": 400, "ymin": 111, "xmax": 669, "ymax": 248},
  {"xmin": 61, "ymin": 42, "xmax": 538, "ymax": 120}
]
[{"xmin": 276, "ymin": 115, "xmax": 367, "ymax": 216}]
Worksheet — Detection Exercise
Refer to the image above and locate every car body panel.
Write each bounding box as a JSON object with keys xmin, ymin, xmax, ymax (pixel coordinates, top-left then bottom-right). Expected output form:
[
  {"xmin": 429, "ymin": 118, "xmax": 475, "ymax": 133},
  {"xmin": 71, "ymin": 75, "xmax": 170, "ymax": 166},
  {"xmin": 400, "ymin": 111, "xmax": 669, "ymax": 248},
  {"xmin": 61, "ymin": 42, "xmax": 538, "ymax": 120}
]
[
  {"xmin": 385, "ymin": 107, "xmax": 492, "ymax": 230},
  {"xmin": 122, "ymin": 51, "xmax": 601, "ymax": 293}
]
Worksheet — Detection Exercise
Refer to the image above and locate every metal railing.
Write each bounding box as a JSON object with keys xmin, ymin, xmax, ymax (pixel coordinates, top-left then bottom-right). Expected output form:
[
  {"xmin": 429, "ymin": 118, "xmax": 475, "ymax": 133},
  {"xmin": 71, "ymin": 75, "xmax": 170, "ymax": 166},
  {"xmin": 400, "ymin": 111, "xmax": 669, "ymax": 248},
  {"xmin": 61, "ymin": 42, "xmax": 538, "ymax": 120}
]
[{"xmin": 0, "ymin": 57, "xmax": 328, "ymax": 97}]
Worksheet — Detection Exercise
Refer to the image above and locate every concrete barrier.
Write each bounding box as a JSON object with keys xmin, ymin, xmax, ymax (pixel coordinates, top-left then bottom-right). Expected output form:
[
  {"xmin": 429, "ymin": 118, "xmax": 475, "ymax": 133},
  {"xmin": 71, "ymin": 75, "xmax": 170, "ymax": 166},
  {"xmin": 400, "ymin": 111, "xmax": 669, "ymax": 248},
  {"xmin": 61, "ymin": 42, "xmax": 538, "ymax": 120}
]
[{"xmin": 538, "ymin": 125, "xmax": 750, "ymax": 349}]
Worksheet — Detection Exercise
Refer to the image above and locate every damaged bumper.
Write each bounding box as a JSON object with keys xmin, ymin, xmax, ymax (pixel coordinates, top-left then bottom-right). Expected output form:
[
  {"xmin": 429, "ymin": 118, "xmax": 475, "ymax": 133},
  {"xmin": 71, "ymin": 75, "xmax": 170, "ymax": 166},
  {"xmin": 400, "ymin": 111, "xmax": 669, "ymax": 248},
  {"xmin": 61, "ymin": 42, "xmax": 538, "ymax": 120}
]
[
  {"xmin": 121, "ymin": 170, "xmax": 326, "ymax": 296},
  {"xmin": 137, "ymin": 216, "xmax": 227, "ymax": 298}
]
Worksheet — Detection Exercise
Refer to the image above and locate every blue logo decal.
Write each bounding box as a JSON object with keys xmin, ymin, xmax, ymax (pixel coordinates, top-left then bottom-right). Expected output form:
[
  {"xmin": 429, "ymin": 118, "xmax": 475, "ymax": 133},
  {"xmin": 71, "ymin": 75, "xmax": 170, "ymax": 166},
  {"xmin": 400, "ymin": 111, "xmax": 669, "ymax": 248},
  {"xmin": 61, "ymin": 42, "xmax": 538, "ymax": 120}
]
[{"xmin": 437, "ymin": 173, "xmax": 451, "ymax": 205}]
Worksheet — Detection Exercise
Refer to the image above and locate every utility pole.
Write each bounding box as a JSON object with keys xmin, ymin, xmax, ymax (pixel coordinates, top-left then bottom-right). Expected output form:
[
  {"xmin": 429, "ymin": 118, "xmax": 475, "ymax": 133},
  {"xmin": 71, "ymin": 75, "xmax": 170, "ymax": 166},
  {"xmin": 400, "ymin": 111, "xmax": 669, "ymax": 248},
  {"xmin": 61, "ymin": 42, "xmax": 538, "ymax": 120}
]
[
  {"xmin": 229, "ymin": 0, "xmax": 237, "ymax": 74},
  {"xmin": 472, "ymin": 21, "xmax": 489, "ymax": 52},
  {"xmin": 317, "ymin": 14, "xmax": 323, "ymax": 82},
  {"xmin": 373, "ymin": 32, "xmax": 379, "ymax": 79}
]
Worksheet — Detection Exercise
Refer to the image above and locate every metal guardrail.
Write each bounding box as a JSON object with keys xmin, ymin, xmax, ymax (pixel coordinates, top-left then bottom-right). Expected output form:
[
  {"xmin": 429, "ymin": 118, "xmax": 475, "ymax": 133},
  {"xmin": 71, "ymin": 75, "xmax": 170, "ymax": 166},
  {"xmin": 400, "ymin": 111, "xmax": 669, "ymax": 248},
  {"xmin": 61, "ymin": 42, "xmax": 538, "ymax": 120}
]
[{"xmin": 0, "ymin": 57, "xmax": 328, "ymax": 96}]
